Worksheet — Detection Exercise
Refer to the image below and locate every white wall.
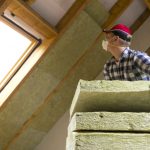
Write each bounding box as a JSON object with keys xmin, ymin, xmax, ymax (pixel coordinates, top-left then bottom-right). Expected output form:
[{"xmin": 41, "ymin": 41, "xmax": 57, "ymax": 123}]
[{"xmin": 31, "ymin": 0, "xmax": 75, "ymax": 26}]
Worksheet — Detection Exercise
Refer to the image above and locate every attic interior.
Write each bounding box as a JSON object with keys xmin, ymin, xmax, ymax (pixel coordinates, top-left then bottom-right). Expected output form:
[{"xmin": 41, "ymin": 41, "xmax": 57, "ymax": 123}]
[{"xmin": 0, "ymin": 0, "xmax": 150, "ymax": 149}]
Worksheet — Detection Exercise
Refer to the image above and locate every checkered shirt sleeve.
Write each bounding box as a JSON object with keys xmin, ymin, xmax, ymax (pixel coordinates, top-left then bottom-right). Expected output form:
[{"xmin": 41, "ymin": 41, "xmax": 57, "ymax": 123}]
[
  {"xmin": 134, "ymin": 52, "xmax": 150, "ymax": 74},
  {"xmin": 103, "ymin": 49, "xmax": 150, "ymax": 80}
]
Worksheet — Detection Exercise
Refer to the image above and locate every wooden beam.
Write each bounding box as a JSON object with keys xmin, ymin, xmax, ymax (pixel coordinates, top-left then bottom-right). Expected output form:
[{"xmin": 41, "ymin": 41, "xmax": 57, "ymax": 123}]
[
  {"xmin": 0, "ymin": 0, "xmax": 12, "ymax": 15},
  {"xmin": 130, "ymin": 8, "xmax": 150, "ymax": 33},
  {"xmin": 4, "ymin": 0, "xmax": 133, "ymax": 148},
  {"xmin": 56, "ymin": 0, "xmax": 91, "ymax": 32},
  {"xmin": 102, "ymin": 0, "xmax": 133, "ymax": 29},
  {"xmin": 22, "ymin": 0, "xmax": 36, "ymax": 5},
  {"xmin": 144, "ymin": 0, "xmax": 150, "ymax": 9},
  {"xmin": 7, "ymin": 0, "xmax": 57, "ymax": 39},
  {"xmin": 146, "ymin": 46, "xmax": 150, "ymax": 55},
  {"xmin": 130, "ymin": 8, "xmax": 150, "ymax": 55}
]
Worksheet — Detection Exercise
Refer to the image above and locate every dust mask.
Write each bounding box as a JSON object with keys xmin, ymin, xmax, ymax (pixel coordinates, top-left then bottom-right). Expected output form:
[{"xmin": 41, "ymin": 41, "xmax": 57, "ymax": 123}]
[{"xmin": 102, "ymin": 40, "xmax": 108, "ymax": 51}]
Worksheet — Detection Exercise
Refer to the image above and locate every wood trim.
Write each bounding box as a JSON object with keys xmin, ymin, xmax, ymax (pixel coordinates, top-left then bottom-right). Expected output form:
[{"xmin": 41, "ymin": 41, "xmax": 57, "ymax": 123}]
[
  {"xmin": 0, "ymin": 0, "xmax": 58, "ymax": 103},
  {"xmin": 0, "ymin": 0, "xmax": 12, "ymax": 15},
  {"xmin": 130, "ymin": 8, "xmax": 150, "ymax": 33},
  {"xmin": 7, "ymin": 0, "xmax": 57, "ymax": 39},
  {"xmin": 0, "ymin": 16, "xmax": 38, "ymax": 91},
  {"xmin": 22, "ymin": 0, "xmax": 36, "ymax": 5},
  {"xmin": 4, "ymin": 0, "xmax": 133, "ymax": 148},
  {"xmin": 144, "ymin": 0, "xmax": 150, "ymax": 9},
  {"xmin": 0, "ymin": 15, "xmax": 36, "ymax": 42},
  {"xmin": 0, "ymin": 41, "xmax": 38, "ymax": 91},
  {"xmin": 0, "ymin": 38, "xmax": 55, "ymax": 106},
  {"xmin": 102, "ymin": 0, "xmax": 133, "ymax": 29},
  {"xmin": 146, "ymin": 46, "xmax": 150, "ymax": 55},
  {"xmin": 56, "ymin": 0, "xmax": 91, "ymax": 32}
]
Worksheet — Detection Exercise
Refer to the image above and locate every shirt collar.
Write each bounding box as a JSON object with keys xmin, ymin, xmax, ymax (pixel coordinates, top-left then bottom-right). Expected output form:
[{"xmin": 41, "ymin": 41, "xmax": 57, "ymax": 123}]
[
  {"xmin": 120, "ymin": 47, "xmax": 130, "ymax": 59},
  {"xmin": 111, "ymin": 47, "xmax": 130, "ymax": 62}
]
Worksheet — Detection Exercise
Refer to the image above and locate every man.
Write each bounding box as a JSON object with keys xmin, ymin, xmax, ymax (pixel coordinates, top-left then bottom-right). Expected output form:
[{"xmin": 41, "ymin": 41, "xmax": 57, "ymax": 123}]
[{"xmin": 102, "ymin": 24, "xmax": 150, "ymax": 81}]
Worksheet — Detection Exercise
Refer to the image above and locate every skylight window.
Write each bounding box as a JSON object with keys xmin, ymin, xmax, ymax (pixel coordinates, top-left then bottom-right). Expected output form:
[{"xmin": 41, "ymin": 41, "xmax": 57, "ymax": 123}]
[{"xmin": 0, "ymin": 18, "xmax": 39, "ymax": 91}]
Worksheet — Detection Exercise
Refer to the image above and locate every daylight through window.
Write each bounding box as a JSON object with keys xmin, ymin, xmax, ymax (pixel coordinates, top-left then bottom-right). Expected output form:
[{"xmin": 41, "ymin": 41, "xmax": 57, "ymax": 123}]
[{"xmin": 0, "ymin": 18, "xmax": 39, "ymax": 91}]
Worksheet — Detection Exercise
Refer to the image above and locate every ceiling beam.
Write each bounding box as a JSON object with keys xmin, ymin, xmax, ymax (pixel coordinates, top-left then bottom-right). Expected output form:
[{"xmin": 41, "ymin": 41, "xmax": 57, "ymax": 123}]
[
  {"xmin": 56, "ymin": 0, "xmax": 91, "ymax": 32},
  {"xmin": 0, "ymin": 0, "xmax": 12, "ymax": 15},
  {"xmin": 7, "ymin": 0, "xmax": 57, "ymax": 39},
  {"xmin": 130, "ymin": 8, "xmax": 150, "ymax": 33},
  {"xmin": 144, "ymin": 0, "xmax": 150, "ymax": 9},
  {"xmin": 22, "ymin": 0, "xmax": 36, "ymax": 5},
  {"xmin": 102, "ymin": 0, "xmax": 133, "ymax": 29},
  {"xmin": 146, "ymin": 46, "xmax": 150, "ymax": 55}
]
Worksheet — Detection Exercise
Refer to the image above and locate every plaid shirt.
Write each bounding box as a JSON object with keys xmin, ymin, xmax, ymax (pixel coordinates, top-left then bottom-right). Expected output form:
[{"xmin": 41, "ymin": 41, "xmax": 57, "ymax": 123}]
[{"xmin": 103, "ymin": 48, "xmax": 150, "ymax": 81}]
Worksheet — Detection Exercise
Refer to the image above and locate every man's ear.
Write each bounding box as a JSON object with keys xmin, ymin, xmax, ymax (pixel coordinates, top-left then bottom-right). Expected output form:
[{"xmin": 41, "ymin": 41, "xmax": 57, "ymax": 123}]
[
  {"xmin": 115, "ymin": 36, "xmax": 121, "ymax": 45},
  {"xmin": 114, "ymin": 36, "xmax": 119, "ymax": 41},
  {"xmin": 111, "ymin": 36, "xmax": 118, "ymax": 43}
]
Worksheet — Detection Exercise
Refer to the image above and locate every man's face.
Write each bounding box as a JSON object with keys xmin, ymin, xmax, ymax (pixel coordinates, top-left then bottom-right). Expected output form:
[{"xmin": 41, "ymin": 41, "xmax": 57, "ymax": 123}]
[
  {"xmin": 105, "ymin": 32, "xmax": 121, "ymax": 49},
  {"xmin": 104, "ymin": 32, "xmax": 116, "ymax": 51}
]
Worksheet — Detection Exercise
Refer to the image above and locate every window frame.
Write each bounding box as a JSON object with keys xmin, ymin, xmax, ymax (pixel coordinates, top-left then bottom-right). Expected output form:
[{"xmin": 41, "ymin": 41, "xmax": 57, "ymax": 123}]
[
  {"xmin": 0, "ymin": 0, "xmax": 56, "ymax": 106},
  {"xmin": 0, "ymin": 15, "xmax": 41, "ymax": 91}
]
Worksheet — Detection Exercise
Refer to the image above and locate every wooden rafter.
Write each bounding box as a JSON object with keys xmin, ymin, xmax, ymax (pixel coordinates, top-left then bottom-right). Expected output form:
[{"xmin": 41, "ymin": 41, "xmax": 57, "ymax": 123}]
[
  {"xmin": 144, "ymin": 0, "xmax": 150, "ymax": 9},
  {"xmin": 22, "ymin": 0, "xmax": 36, "ymax": 5},
  {"xmin": 0, "ymin": 0, "xmax": 12, "ymax": 15},
  {"xmin": 146, "ymin": 46, "xmax": 150, "ymax": 55},
  {"xmin": 4, "ymin": 0, "xmax": 133, "ymax": 149},
  {"xmin": 6, "ymin": 0, "xmax": 57, "ymax": 39},
  {"xmin": 56, "ymin": 0, "xmax": 91, "ymax": 32},
  {"xmin": 130, "ymin": 8, "xmax": 150, "ymax": 33},
  {"xmin": 102, "ymin": 0, "xmax": 133, "ymax": 29}
]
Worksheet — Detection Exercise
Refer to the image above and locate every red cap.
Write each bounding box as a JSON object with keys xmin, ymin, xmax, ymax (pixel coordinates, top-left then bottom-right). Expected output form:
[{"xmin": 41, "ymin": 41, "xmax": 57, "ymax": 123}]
[{"xmin": 103, "ymin": 24, "xmax": 132, "ymax": 35}]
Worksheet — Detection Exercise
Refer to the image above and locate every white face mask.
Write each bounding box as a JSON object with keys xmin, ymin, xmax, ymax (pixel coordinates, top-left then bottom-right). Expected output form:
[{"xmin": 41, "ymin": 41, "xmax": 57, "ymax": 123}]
[{"xmin": 102, "ymin": 40, "xmax": 108, "ymax": 51}]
